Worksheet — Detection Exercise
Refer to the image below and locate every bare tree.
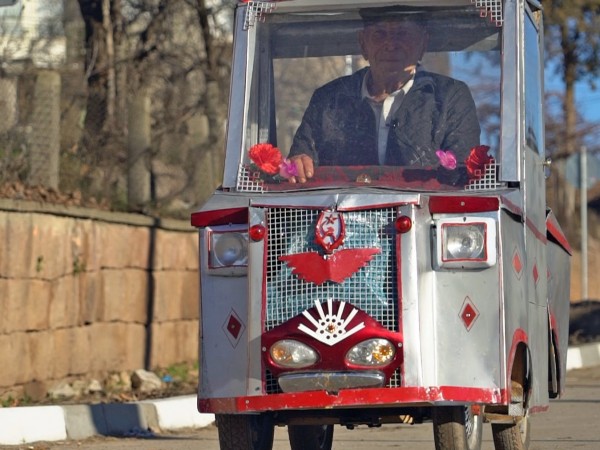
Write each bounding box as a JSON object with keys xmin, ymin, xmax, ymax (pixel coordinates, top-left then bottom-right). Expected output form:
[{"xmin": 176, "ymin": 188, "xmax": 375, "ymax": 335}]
[
  {"xmin": 541, "ymin": 0, "xmax": 600, "ymax": 240},
  {"xmin": 74, "ymin": 0, "xmax": 233, "ymax": 213}
]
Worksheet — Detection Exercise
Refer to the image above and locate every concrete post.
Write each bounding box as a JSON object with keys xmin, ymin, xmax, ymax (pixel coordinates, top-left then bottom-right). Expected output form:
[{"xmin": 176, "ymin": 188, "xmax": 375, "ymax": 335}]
[
  {"xmin": 0, "ymin": 77, "xmax": 17, "ymax": 133},
  {"xmin": 28, "ymin": 70, "xmax": 61, "ymax": 189},
  {"xmin": 127, "ymin": 92, "xmax": 151, "ymax": 210}
]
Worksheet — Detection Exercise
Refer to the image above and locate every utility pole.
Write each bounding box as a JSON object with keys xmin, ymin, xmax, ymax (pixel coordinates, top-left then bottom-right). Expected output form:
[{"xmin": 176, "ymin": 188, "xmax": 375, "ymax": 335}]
[{"xmin": 580, "ymin": 146, "xmax": 588, "ymax": 299}]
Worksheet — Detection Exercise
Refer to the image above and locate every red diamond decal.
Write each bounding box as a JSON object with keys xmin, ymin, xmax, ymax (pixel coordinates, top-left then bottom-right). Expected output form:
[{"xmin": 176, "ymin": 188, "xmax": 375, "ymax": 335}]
[
  {"xmin": 222, "ymin": 309, "xmax": 245, "ymax": 347},
  {"xmin": 533, "ymin": 263, "xmax": 539, "ymax": 285},
  {"xmin": 512, "ymin": 249, "xmax": 523, "ymax": 279},
  {"xmin": 459, "ymin": 297, "xmax": 479, "ymax": 331},
  {"xmin": 227, "ymin": 315, "xmax": 242, "ymax": 339}
]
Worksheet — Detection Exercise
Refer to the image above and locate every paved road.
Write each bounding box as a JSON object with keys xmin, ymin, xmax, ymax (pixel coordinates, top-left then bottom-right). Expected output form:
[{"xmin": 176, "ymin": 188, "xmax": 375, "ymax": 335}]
[{"xmin": 6, "ymin": 366, "xmax": 599, "ymax": 450}]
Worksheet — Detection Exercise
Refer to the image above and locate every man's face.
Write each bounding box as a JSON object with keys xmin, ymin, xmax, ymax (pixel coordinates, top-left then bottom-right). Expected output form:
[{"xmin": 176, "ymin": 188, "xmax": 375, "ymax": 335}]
[{"xmin": 358, "ymin": 20, "xmax": 428, "ymax": 81}]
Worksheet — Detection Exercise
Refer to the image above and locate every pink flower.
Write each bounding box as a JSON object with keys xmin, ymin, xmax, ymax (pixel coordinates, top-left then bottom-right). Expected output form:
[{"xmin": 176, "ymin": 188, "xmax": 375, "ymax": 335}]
[
  {"xmin": 279, "ymin": 158, "xmax": 298, "ymax": 179},
  {"xmin": 436, "ymin": 149, "xmax": 457, "ymax": 170}
]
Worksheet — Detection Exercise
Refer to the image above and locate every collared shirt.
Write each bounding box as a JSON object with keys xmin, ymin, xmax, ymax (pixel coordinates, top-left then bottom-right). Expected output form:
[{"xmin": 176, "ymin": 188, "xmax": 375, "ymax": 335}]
[{"xmin": 361, "ymin": 73, "xmax": 414, "ymax": 164}]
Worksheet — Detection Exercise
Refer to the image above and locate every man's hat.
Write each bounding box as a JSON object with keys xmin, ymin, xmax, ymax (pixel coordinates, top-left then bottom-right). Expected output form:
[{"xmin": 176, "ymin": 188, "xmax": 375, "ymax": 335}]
[{"xmin": 358, "ymin": 6, "xmax": 428, "ymax": 27}]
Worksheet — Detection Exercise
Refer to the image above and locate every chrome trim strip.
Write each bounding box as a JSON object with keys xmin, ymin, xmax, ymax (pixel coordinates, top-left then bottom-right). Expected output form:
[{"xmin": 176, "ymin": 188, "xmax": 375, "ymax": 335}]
[{"xmin": 278, "ymin": 371, "xmax": 386, "ymax": 392}]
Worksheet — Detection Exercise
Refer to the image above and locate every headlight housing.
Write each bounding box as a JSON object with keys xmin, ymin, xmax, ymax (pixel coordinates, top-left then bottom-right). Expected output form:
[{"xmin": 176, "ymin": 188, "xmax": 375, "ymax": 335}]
[
  {"xmin": 269, "ymin": 340, "xmax": 318, "ymax": 368},
  {"xmin": 434, "ymin": 217, "xmax": 497, "ymax": 269},
  {"xmin": 345, "ymin": 338, "xmax": 396, "ymax": 367},
  {"xmin": 207, "ymin": 226, "xmax": 248, "ymax": 269}
]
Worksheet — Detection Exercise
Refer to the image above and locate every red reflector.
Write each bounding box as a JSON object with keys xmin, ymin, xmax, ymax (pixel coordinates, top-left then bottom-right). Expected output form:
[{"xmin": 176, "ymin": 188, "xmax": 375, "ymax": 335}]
[
  {"xmin": 191, "ymin": 208, "xmax": 248, "ymax": 227},
  {"xmin": 429, "ymin": 196, "xmax": 499, "ymax": 214},
  {"xmin": 395, "ymin": 216, "xmax": 412, "ymax": 233},
  {"xmin": 249, "ymin": 224, "xmax": 266, "ymax": 241}
]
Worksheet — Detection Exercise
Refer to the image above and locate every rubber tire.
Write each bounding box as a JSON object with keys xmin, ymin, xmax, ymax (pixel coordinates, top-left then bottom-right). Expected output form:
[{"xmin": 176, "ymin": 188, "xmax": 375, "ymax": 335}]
[
  {"xmin": 216, "ymin": 414, "xmax": 274, "ymax": 450},
  {"xmin": 491, "ymin": 415, "xmax": 530, "ymax": 450},
  {"xmin": 288, "ymin": 424, "xmax": 334, "ymax": 450},
  {"xmin": 432, "ymin": 406, "xmax": 483, "ymax": 450}
]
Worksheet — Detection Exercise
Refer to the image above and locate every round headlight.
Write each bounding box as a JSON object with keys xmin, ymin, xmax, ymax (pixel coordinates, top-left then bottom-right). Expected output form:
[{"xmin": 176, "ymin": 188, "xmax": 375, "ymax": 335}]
[
  {"xmin": 213, "ymin": 233, "xmax": 247, "ymax": 266},
  {"xmin": 445, "ymin": 225, "xmax": 485, "ymax": 259},
  {"xmin": 270, "ymin": 340, "xmax": 318, "ymax": 368},
  {"xmin": 346, "ymin": 339, "xmax": 396, "ymax": 367}
]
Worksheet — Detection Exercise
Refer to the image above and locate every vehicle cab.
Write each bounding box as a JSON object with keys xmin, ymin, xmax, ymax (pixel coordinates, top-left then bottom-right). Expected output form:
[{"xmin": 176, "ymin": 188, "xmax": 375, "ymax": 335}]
[{"xmin": 192, "ymin": 1, "xmax": 571, "ymax": 449}]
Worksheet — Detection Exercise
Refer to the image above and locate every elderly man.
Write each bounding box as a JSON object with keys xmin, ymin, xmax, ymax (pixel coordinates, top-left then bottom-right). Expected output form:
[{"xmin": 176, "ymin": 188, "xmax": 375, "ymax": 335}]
[{"xmin": 288, "ymin": 8, "xmax": 481, "ymax": 183}]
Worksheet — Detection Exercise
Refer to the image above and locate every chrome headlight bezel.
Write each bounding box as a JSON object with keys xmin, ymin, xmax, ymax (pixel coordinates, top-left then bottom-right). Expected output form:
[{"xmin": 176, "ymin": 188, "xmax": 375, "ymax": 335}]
[
  {"xmin": 206, "ymin": 225, "xmax": 249, "ymax": 274},
  {"xmin": 434, "ymin": 217, "xmax": 497, "ymax": 269}
]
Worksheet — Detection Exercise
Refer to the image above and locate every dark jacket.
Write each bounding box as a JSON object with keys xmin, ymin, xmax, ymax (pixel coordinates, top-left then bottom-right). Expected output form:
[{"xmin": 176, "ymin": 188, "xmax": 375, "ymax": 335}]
[{"xmin": 289, "ymin": 67, "xmax": 481, "ymax": 167}]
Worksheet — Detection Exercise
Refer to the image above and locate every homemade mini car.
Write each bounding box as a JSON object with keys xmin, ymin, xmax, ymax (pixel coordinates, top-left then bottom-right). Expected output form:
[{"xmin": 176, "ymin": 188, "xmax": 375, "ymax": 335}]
[{"xmin": 192, "ymin": 1, "xmax": 572, "ymax": 449}]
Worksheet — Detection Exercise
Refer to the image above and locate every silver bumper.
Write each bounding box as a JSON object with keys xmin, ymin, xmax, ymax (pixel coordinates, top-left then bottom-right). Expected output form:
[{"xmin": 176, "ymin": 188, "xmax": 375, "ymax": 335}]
[{"xmin": 278, "ymin": 371, "xmax": 386, "ymax": 393}]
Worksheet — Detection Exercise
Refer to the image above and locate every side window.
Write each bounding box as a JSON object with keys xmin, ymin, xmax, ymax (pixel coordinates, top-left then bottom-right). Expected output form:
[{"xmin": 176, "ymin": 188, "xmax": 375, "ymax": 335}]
[{"xmin": 524, "ymin": 12, "xmax": 543, "ymax": 155}]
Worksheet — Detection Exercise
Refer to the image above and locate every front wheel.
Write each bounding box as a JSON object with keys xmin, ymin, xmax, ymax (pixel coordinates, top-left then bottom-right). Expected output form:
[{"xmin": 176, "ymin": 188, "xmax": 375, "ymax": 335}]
[
  {"xmin": 216, "ymin": 414, "xmax": 274, "ymax": 450},
  {"xmin": 432, "ymin": 405, "xmax": 483, "ymax": 450},
  {"xmin": 491, "ymin": 414, "xmax": 530, "ymax": 450},
  {"xmin": 288, "ymin": 424, "xmax": 334, "ymax": 450}
]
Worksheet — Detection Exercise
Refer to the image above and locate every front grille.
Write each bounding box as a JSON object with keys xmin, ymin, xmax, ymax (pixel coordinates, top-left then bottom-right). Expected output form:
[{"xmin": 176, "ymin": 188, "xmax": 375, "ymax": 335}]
[{"xmin": 264, "ymin": 207, "xmax": 399, "ymax": 332}]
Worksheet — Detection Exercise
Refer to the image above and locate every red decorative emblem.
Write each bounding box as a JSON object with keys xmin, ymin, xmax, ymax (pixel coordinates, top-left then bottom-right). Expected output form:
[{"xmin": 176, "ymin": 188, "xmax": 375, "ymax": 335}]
[
  {"xmin": 279, "ymin": 210, "xmax": 380, "ymax": 285},
  {"xmin": 222, "ymin": 309, "xmax": 245, "ymax": 348},
  {"xmin": 315, "ymin": 210, "xmax": 345, "ymax": 254},
  {"xmin": 280, "ymin": 248, "xmax": 380, "ymax": 285},
  {"xmin": 459, "ymin": 297, "xmax": 479, "ymax": 331},
  {"xmin": 512, "ymin": 248, "xmax": 523, "ymax": 279}
]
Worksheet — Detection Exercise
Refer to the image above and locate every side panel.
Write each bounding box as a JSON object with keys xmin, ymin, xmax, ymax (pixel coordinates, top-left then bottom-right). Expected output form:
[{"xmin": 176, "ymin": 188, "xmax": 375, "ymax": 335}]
[
  {"xmin": 199, "ymin": 229, "xmax": 250, "ymax": 398},
  {"xmin": 428, "ymin": 211, "xmax": 503, "ymax": 391},
  {"xmin": 546, "ymin": 221, "xmax": 571, "ymax": 396},
  {"xmin": 499, "ymin": 209, "xmax": 528, "ymax": 388},
  {"xmin": 522, "ymin": 3, "xmax": 550, "ymax": 409}
]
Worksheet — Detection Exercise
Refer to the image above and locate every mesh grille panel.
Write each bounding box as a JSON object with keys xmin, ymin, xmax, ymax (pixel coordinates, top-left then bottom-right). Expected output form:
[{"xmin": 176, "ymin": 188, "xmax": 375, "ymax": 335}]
[
  {"xmin": 264, "ymin": 207, "xmax": 399, "ymax": 331},
  {"xmin": 237, "ymin": 164, "xmax": 265, "ymax": 192},
  {"xmin": 471, "ymin": 0, "xmax": 503, "ymax": 26},
  {"xmin": 465, "ymin": 162, "xmax": 505, "ymax": 191}
]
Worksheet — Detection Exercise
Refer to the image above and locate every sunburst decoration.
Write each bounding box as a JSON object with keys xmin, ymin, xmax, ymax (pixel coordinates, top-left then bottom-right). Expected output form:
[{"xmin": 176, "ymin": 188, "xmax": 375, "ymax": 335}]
[{"xmin": 298, "ymin": 299, "xmax": 365, "ymax": 346}]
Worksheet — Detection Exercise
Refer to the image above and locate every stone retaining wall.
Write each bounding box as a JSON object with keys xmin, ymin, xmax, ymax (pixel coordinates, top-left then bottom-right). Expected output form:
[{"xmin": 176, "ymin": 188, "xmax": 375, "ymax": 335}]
[
  {"xmin": 0, "ymin": 199, "xmax": 199, "ymax": 393},
  {"xmin": 1, "ymin": 199, "xmax": 597, "ymax": 396}
]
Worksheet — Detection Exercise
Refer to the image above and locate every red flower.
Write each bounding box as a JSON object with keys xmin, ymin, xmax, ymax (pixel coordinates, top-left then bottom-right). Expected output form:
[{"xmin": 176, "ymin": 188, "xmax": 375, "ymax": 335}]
[
  {"xmin": 465, "ymin": 145, "xmax": 493, "ymax": 179},
  {"xmin": 249, "ymin": 143, "xmax": 283, "ymax": 175}
]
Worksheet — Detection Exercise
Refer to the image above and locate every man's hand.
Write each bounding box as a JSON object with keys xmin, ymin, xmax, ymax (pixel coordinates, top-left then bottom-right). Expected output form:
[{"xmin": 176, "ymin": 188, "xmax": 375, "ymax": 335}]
[{"xmin": 289, "ymin": 154, "xmax": 314, "ymax": 183}]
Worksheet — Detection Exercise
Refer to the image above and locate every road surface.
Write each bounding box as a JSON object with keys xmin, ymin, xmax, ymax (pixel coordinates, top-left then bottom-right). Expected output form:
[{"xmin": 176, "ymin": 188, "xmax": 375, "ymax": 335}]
[{"xmin": 6, "ymin": 366, "xmax": 599, "ymax": 450}]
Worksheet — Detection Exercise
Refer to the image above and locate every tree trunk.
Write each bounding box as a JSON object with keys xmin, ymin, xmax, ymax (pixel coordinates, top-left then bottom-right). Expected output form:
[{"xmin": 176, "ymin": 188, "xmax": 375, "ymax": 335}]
[
  {"xmin": 181, "ymin": 1, "xmax": 227, "ymax": 204},
  {"xmin": 559, "ymin": 21, "xmax": 578, "ymax": 239},
  {"xmin": 102, "ymin": 0, "xmax": 116, "ymax": 131},
  {"xmin": 78, "ymin": 0, "xmax": 122, "ymax": 139}
]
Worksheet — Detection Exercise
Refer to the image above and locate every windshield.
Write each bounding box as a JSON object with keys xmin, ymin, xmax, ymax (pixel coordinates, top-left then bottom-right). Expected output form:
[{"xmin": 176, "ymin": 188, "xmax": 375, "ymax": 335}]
[{"xmin": 237, "ymin": 4, "xmax": 503, "ymax": 193}]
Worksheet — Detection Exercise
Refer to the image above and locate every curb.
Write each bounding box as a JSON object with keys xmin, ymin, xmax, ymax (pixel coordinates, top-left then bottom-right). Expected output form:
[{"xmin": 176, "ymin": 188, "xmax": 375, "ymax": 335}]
[
  {"xmin": 1, "ymin": 343, "xmax": 600, "ymax": 446},
  {"xmin": 566, "ymin": 341, "xmax": 600, "ymax": 371},
  {"xmin": 0, "ymin": 395, "xmax": 214, "ymax": 446}
]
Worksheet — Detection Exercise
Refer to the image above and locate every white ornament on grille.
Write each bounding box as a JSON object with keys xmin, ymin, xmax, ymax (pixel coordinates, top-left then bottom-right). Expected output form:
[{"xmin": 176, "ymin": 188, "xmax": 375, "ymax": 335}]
[
  {"xmin": 471, "ymin": 0, "xmax": 503, "ymax": 26},
  {"xmin": 298, "ymin": 299, "xmax": 365, "ymax": 346},
  {"xmin": 465, "ymin": 162, "xmax": 505, "ymax": 190},
  {"xmin": 237, "ymin": 164, "xmax": 265, "ymax": 192},
  {"xmin": 244, "ymin": 1, "xmax": 276, "ymax": 30}
]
